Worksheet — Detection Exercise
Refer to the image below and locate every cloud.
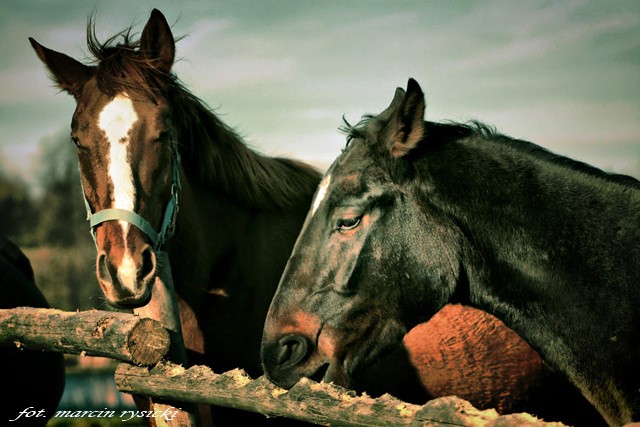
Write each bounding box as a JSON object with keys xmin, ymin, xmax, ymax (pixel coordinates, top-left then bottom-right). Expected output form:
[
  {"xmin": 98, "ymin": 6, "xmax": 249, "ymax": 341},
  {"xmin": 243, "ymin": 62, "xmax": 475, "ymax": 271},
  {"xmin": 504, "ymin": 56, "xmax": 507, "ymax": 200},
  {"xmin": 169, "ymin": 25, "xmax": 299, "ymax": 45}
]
[
  {"xmin": 428, "ymin": 1, "xmax": 638, "ymax": 74},
  {"xmin": 172, "ymin": 15, "xmax": 301, "ymax": 91},
  {"xmin": 446, "ymin": 17, "xmax": 633, "ymax": 72},
  {"xmin": 298, "ymin": 108, "xmax": 344, "ymax": 121},
  {"xmin": 174, "ymin": 17, "xmax": 234, "ymax": 56},
  {"xmin": 178, "ymin": 55, "xmax": 298, "ymax": 91}
]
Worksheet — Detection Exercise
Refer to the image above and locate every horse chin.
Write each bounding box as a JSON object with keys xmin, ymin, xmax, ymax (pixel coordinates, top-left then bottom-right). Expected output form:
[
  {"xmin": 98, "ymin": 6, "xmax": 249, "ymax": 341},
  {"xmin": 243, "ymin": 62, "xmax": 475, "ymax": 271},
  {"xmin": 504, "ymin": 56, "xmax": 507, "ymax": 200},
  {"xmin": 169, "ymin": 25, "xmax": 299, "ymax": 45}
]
[
  {"xmin": 105, "ymin": 287, "xmax": 152, "ymax": 309},
  {"xmin": 321, "ymin": 362, "xmax": 351, "ymax": 388},
  {"xmin": 316, "ymin": 346, "xmax": 386, "ymax": 389},
  {"xmin": 342, "ymin": 320, "xmax": 408, "ymax": 387}
]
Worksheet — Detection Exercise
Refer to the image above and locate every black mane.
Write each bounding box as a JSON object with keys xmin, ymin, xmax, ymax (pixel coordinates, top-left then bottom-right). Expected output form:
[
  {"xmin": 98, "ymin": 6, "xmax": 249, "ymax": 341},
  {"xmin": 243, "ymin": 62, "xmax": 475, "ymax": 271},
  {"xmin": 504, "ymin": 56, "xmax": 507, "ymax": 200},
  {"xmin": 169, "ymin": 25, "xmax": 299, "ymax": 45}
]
[
  {"xmin": 342, "ymin": 116, "xmax": 640, "ymax": 189},
  {"xmin": 472, "ymin": 122, "xmax": 640, "ymax": 189}
]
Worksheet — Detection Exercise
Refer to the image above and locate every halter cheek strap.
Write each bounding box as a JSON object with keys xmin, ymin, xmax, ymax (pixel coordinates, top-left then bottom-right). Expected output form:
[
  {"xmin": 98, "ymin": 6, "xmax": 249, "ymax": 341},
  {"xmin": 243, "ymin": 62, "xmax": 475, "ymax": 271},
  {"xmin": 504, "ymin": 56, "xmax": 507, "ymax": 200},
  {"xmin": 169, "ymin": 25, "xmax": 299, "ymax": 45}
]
[{"xmin": 81, "ymin": 141, "xmax": 181, "ymax": 251}]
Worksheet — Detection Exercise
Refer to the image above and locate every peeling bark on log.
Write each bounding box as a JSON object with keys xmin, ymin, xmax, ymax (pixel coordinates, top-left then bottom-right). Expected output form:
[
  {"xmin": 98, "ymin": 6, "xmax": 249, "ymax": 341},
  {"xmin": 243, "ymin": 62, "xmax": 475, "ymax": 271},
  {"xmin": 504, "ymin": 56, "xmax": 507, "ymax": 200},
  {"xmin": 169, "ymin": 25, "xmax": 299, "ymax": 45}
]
[
  {"xmin": 115, "ymin": 362, "xmax": 568, "ymax": 427},
  {"xmin": 0, "ymin": 307, "xmax": 169, "ymax": 366}
]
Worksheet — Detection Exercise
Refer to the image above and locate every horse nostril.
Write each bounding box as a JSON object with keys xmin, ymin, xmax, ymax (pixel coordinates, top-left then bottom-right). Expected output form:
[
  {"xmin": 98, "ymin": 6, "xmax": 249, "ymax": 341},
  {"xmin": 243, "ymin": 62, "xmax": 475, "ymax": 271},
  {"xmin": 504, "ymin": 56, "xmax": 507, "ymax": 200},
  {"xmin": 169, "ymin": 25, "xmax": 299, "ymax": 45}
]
[
  {"xmin": 139, "ymin": 245, "xmax": 156, "ymax": 281},
  {"xmin": 96, "ymin": 252, "xmax": 113, "ymax": 286},
  {"xmin": 276, "ymin": 334, "xmax": 311, "ymax": 367}
]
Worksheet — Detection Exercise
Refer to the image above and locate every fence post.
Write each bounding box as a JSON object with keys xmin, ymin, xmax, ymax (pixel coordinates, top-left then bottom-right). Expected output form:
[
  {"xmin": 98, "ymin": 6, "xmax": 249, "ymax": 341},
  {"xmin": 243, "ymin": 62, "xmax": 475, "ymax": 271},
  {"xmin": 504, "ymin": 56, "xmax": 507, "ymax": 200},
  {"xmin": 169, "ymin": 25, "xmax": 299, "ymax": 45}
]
[{"xmin": 133, "ymin": 251, "xmax": 200, "ymax": 427}]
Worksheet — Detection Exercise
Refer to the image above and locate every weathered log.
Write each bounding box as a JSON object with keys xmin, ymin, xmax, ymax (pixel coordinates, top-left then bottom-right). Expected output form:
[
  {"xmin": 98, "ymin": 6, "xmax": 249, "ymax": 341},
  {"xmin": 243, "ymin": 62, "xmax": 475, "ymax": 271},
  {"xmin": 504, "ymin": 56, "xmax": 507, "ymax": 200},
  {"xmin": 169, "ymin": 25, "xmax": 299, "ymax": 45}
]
[
  {"xmin": 0, "ymin": 307, "xmax": 169, "ymax": 366},
  {"xmin": 115, "ymin": 362, "xmax": 568, "ymax": 427}
]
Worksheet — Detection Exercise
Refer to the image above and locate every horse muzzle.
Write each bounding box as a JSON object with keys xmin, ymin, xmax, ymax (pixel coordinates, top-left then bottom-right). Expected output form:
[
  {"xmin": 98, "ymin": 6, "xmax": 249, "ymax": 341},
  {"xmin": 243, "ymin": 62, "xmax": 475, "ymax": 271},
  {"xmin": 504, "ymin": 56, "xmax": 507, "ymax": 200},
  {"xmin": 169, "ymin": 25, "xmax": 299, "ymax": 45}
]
[
  {"xmin": 95, "ymin": 225, "xmax": 157, "ymax": 308},
  {"xmin": 262, "ymin": 307, "xmax": 409, "ymax": 390},
  {"xmin": 261, "ymin": 334, "xmax": 315, "ymax": 388},
  {"xmin": 261, "ymin": 332, "xmax": 349, "ymax": 390},
  {"xmin": 261, "ymin": 311, "xmax": 354, "ymax": 389}
]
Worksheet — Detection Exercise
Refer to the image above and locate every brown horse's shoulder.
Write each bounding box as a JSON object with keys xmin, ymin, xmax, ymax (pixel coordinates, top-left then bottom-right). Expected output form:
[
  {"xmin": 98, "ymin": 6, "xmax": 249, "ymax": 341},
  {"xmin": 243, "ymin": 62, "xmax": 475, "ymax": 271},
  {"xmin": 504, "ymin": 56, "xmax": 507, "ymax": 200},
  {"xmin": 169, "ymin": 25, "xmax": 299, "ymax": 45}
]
[{"xmin": 403, "ymin": 304, "xmax": 543, "ymax": 412}]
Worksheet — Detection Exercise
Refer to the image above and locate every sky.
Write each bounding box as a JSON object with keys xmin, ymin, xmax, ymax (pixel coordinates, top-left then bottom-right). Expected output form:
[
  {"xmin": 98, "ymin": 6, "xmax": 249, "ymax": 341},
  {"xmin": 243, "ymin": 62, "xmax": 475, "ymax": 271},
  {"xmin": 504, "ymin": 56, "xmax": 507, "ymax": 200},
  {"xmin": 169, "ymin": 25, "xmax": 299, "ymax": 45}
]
[{"xmin": 1, "ymin": 0, "xmax": 639, "ymax": 193}]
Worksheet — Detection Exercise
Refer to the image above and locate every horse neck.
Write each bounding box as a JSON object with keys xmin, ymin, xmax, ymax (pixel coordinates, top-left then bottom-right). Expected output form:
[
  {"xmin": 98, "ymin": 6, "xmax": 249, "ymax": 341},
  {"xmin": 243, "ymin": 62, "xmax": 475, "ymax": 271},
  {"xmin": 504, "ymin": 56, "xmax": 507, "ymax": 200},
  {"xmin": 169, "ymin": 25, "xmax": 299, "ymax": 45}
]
[
  {"xmin": 172, "ymin": 96, "xmax": 320, "ymax": 211},
  {"xmin": 165, "ymin": 100, "xmax": 320, "ymax": 301},
  {"xmin": 416, "ymin": 134, "xmax": 640, "ymax": 318},
  {"xmin": 164, "ymin": 168, "xmax": 242, "ymax": 279}
]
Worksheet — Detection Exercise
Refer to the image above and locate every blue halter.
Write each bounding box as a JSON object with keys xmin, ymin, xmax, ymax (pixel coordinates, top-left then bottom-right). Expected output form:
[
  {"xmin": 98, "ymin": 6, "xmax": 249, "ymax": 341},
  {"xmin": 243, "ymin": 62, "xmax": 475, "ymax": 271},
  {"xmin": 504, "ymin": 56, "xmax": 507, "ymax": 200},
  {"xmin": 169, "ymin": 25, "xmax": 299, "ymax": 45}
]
[{"xmin": 82, "ymin": 139, "xmax": 181, "ymax": 250}]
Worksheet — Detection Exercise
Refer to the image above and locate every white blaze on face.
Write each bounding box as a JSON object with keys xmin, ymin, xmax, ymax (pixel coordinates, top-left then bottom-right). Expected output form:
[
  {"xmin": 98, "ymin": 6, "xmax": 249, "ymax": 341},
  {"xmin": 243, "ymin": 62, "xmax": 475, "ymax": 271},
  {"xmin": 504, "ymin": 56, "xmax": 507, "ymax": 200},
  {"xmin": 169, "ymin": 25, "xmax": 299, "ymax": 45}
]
[
  {"xmin": 311, "ymin": 174, "xmax": 332, "ymax": 217},
  {"xmin": 98, "ymin": 94, "xmax": 139, "ymax": 287}
]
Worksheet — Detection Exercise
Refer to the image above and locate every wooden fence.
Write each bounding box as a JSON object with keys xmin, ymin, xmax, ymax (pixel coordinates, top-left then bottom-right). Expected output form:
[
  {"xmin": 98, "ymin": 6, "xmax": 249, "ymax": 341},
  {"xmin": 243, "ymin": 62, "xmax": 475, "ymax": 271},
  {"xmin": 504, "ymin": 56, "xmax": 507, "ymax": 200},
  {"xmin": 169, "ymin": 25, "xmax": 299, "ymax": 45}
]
[
  {"xmin": 0, "ymin": 305, "xmax": 566, "ymax": 426},
  {"xmin": 0, "ymin": 252, "xmax": 565, "ymax": 426}
]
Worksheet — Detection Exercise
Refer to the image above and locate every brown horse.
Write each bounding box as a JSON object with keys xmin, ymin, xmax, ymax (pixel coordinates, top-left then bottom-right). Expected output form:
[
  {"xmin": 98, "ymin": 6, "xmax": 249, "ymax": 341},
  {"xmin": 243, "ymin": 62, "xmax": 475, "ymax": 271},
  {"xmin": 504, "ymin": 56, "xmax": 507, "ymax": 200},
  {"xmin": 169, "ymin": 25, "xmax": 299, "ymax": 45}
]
[
  {"xmin": 30, "ymin": 9, "xmax": 319, "ymax": 426},
  {"xmin": 1, "ymin": 236, "xmax": 66, "ymax": 426},
  {"xmin": 30, "ymin": 9, "xmax": 604, "ymax": 426}
]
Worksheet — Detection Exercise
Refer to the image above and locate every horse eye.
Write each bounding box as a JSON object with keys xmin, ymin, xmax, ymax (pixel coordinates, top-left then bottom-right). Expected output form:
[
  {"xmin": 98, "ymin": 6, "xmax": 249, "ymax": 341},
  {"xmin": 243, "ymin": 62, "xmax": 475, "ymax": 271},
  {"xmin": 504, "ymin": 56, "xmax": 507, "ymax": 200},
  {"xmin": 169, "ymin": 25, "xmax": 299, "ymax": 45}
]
[
  {"xmin": 337, "ymin": 216, "xmax": 362, "ymax": 231},
  {"xmin": 157, "ymin": 130, "xmax": 170, "ymax": 141}
]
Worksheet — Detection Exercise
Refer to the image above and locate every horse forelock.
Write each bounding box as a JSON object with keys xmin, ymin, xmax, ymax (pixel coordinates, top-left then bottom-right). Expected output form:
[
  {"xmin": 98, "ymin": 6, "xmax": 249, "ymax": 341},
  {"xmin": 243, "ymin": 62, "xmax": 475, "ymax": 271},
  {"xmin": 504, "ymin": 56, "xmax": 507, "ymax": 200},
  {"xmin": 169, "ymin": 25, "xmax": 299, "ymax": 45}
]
[
  {"xmin": 340, "ymin": 115, "xmax": 378, "ymax": 148},
  {"xmin": 85, "ymin": 17, "xmax": 174, "ymax": 99}
]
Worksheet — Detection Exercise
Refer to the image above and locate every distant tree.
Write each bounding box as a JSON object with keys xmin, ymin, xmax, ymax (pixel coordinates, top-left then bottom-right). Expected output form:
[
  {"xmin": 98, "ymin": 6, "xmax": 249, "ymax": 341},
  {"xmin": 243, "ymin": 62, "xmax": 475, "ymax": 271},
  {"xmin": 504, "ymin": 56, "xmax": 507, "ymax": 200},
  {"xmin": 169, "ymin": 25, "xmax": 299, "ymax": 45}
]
[
  {"xmin": 29, "ymin": 130, "xmax": 100, "ymax": 311},
  {"xmin": 0, "ymin": 168, "xmax": 38, "ymax": 245},
  {"xmin": 35, "ymin": 130, "xmax": 88, "ymax": 247}
]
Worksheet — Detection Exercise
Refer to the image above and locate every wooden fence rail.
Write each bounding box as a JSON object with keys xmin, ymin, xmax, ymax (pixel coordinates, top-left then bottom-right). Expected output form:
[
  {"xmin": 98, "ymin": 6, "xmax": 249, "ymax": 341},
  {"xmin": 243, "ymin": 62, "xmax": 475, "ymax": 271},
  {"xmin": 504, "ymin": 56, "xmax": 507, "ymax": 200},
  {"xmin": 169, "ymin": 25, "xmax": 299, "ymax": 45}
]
[
  {"xmin": 115, "ymin": 361, "xmax": 565, "ymax": 427},
  {"xmin": 0, "ymin": 307, "xmax": 168, "ymax": 366}
]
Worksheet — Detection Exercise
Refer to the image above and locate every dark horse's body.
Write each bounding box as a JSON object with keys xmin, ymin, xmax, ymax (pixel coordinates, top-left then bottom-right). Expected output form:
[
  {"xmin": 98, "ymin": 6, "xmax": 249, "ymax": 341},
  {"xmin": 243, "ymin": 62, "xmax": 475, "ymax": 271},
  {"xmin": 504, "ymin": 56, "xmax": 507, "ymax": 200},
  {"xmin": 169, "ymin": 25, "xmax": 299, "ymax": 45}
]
[
  {"xmin": 1, "ymin": 236, "xmax": 66, "ymax": 426},
  {"xmin": 261, "ymin": 79, "xmax": 639, "ymax": 426}
]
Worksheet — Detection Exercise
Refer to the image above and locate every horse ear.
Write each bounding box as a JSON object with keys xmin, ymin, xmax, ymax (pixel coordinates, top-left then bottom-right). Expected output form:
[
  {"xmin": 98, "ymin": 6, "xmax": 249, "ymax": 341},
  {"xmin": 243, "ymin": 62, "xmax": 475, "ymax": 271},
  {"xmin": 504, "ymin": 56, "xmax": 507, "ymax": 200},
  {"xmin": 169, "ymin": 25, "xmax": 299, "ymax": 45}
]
[
  {"xmin": 140, "ymin": 9, "xmax": 175, "ymax": 74},
  {"xmin": 383, "ymin": 78, "xmax": 426, "ymax": 158},
  {"xmin": 29, "ymin": 38, "xmax": 92, "ymax": 96},
  {"xmin": 378, "ymin": 87, "xmax": 406, "ymax": 121}
]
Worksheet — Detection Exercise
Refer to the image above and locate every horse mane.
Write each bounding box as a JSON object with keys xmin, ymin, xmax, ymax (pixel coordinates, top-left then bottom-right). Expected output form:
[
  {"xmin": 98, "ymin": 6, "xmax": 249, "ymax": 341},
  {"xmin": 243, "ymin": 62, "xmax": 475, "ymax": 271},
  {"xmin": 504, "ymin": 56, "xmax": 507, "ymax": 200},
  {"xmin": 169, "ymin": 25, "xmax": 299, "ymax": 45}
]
[
  {"xmin": 170, "ymin": 88, "xmax": 322, "ymax": 210},
  {"xmin": 467, "ymin": 120, "xmax": 640, "ymax": 189},
  {"xmin": 342, "ymin": 116, "xmax": 640, "ymax": 189},
  {"xmin": 85, "ymin": 19, "xmax": 321, "ymax": 210}
]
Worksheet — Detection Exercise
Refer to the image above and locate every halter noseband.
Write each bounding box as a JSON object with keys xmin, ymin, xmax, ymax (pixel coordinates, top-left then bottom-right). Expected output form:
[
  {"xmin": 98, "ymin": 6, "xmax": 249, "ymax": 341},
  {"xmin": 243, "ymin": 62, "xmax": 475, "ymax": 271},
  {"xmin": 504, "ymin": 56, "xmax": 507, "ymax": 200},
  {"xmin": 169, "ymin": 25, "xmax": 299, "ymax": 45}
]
[{"xmin": 82, "ymin": 137, "xmax": 181, "ymax": 251}]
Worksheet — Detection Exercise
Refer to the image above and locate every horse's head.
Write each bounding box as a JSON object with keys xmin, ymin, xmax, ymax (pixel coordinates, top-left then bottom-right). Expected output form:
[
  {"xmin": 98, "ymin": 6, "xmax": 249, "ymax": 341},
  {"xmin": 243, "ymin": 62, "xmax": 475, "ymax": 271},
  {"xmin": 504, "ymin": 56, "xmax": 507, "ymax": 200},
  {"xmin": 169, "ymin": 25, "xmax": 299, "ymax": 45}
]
[
  {"xmin": 30, "ymin": 9, "xmax": 180, "ymax": 308},
  {"xmin": 261, "ymin": 79, "xmax": 463, "ymax": 389}
]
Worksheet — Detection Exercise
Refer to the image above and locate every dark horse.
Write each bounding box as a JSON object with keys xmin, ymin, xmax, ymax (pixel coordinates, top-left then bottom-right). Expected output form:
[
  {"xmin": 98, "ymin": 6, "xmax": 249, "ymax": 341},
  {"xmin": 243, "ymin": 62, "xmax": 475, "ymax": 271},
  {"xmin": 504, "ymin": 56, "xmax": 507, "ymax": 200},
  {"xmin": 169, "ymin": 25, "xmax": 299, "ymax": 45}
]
[
  {"xmin": 1, "ymin": 236, "xmax": 66, "ymax": 426},
  {"xmin": 30, "ymin": 9, "xmax": 320, "ymax": 426},
  {"xmin": 261, "ymin": 78, "xmax": 639, "ymax": 426}
]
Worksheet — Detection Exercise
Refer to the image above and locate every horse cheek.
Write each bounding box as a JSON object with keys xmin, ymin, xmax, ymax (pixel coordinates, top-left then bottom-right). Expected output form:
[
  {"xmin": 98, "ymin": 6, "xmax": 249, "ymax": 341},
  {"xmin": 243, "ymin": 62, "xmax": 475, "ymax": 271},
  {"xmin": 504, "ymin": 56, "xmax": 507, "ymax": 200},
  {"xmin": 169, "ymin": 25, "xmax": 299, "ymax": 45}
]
[{"xmin": 333, "ymin": 244, "xmax": 360, "ymax": 293}]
